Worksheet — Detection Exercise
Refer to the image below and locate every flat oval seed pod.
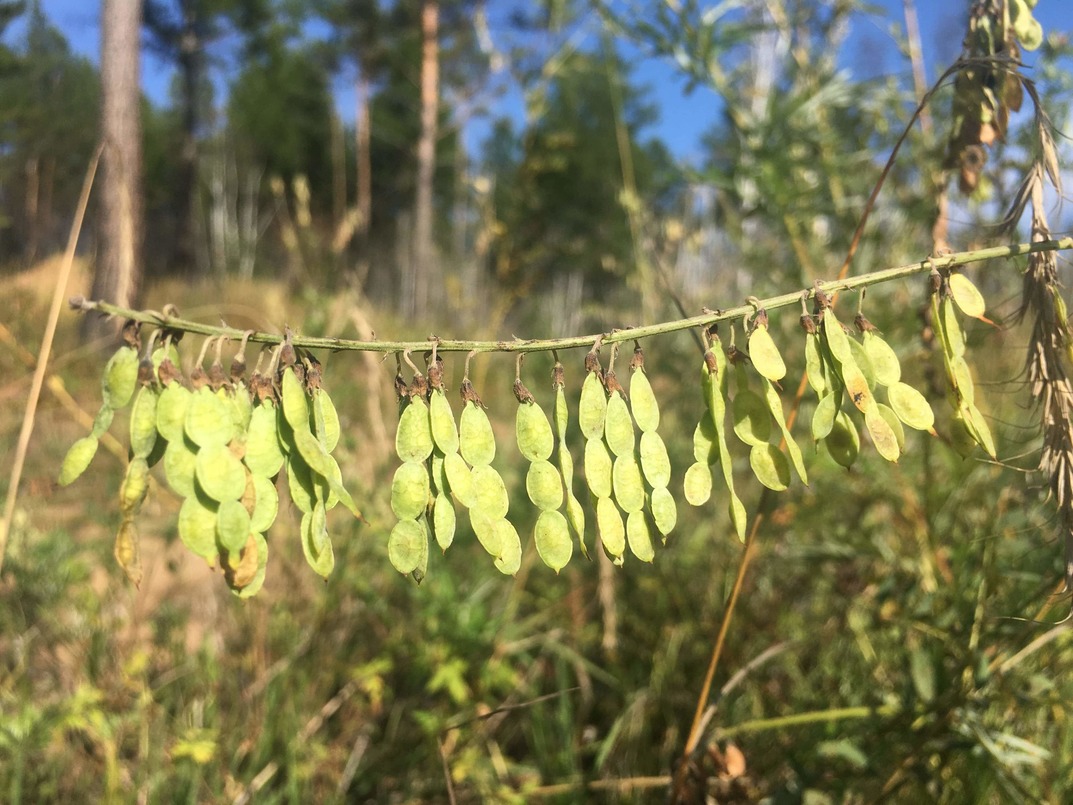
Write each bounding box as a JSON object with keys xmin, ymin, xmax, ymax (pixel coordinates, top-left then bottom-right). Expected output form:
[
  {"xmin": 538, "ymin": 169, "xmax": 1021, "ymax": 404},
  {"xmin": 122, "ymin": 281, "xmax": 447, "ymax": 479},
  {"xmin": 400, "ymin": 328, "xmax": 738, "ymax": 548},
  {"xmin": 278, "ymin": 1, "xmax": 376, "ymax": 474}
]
[
  {"xmin": 961, "ymin": 402, "xmax": 997, "ymax": 458},
  {"xmin": 748, "ymin": 325, "xmax": 786, "ymax": 381},
  {"xmin": 120, "ymin": 458, "xmax": 150, "ymax": 514},
  {"xmin": 535, "ymin": 510, "xmax": 572, "ymax": 572},
  {"xmin": 156, "ymin": 384, "xmax": 191, "ymax": 443},
  {"xmin": 469, "ymin": 510, "xmax": 503, "ymax": 557},
  {"xmin": 91, "ymin": 405, "xmax": 115, "ymax": 438},
  {"xmin": 301, "ymin": 508, "xmax": 335, "ymax": 578},
  {"xmin": 629, "ymin": 369, "xmax": 660, "ymax": 432},
  {"xmin": 825, "ymin": 411, "xmax": 860, "ymax": 468},
  {"xmin": 887, "ymin": 382, "xmax": 935, "ymax": 431},
  {"xmin": 290, "ymin": 426, "xmax": 335, "ymax": 480},
  {"xmin": 516, "ymin": 401, "xmax": 554, "ymax": 461},
  {"xmin": 564, "ymin": 492, "xmax": 587, "ymax": 551},
  {"xmin": 397, "ymin": 399, "xmax": 435, "ymax": 463},
  {"xmin": 941, "ymin": 299, "xmax": 966, "ymax": 358},
  {"xmin": 864, "ymin": 407, "xmax": 900, "ymax": 462},
  {"xmin": 554, "ymin": 385, "xmax": 569, "ymax": 439},
  {"xmin": 470, "ymin": 464, "xmax": 510, "ymax": 520},
  {"xmin": 102, "ymin": 346, "xmax": 139, "ymax": 410},
  {"xmin": 459, "ymin": 402, "xmax": 495, "ymax": 466},
  {"xmin": 430, "ymin": 453, "xmax": 448, "ymax": 494},
  {"xmin": 612, "ymin": 455, "xmax": 646, "ymax": 513},
  {"xmin": 822, "ymin": 311, "xmax": 853, "ymax": 365},
  {"xmin": 185, "ymin": 387, "xmax": 234, "ymax": 448},
  {"xmin": 693, "ymin": 417, "xmax": 718, "ymax": 465},
  {"xmin": 493, "ymin": 520, "xmax": 522, "ymax": 576},
  {"xmin": 163, "ymin": 439, "xmax": 198, "ymax": 498},
  {"xmin": 286, "ymin": 455, "xmax": 316, "ymax": 514},
  {"xmin": 433, "ymin": 494, "xmax": 456, "ymax": 551},
  {"xmin": 604, "ymin": 393, "xmax": 636, "ymax": 458},
  {"xmin": 683, "ymin": 462, "xmax": 713, "ymax": 506},
  {"xmin": 244, "ymin": 403, "xmax": 285, "ymax": 478},
  {"xmin": 216, "ymin": 498, "xmax": 252, "ymax": 554},
  {"xmin": 877, "ymin": 403, "xmax": 905, "ymax": 451},
  {"xmin": 584, "ymin": 438, "xmax": 613, "ymax": 499},
  {"xmin": 650, "ymin": 486, "xmax": 677, "ymax": 537},
  {"xmin": 443, "ymin": 451, "xmax": 475, "ymax": 507},
  {"xmin": 59, "ymin": 436, "xmax": 99, "ymax": 486},
  {"xmin": 848, "ymin": 338, "xmax": 876, "ymax": 391},
  {"xmin": 312, "ymin": 389, "xmax": 340, "ymax": 453},
  {"xmin": 249, "ymin": 474, "xmax": 279, "ymax": 533},
  {"xmin": 578, "ymin": 373, "xmax": 607, "ymax": 440},
  {"xmin": 231, "ymin": 533, "xmax": 268, "ymax": 598},
  {"xmin": 391, "ymin": 460, "xmax": 431, "ymax": 520},
  {"xmin": 732, "ymin": 389, "xmax": 771, "ymax": 447},
  {"xmin": 626, "ymin": 511, "xmax": 655, "ymax": 562},
  {"xmin": 949, "ymin": 273, "xmax": 986, "ymax": 318},
  {"xmin": 596, "ymin": 497, "xmax": 625, "ymax": 559},
  {"xmin": 388, "ymin": 518, "xmax": 426, "ymax": 575},
  {"xmin": 196, "ymin": 443, "xmax": 247, "ymax": 502},
  {"xmin": 841, "ymin": 363, "xmax": 876, "ymax": 414},
  {"xmin": 281, "ymin": 368, "xmax": 310, "ymax": 430},
  {"xmin": 114, "ymin": 518, "xmax": 142, "ymax": 587},
  {"xmin": 761, "ymin": 379, "xmax": 807, "ymax": 485},
  {"xmin": 526, "ymin": 459, "xmax": 564, "ymax": 511},
  {"xmin": 949, "ymin": 356, "xmax": 976, "ymax": 405},
  {"xmin": 129, "ymin": 386, "xmax": 159, "ymax": 459},
  {"xmin": 804, "ymin": 335, "xmax": 828, "ymax": 395},
  {"xmin": 749, "ymin": 443, "xmax": 790, "ymax": 491},
  {"xmin": 812, "ymin": 392, "xmax": 839, "ymax": 441},
  {"xmin": 227, "ymin": 387, "xmax": 253, "ymax": 441},
  {"xmin": 429, "ymin": 390, "xmax": 459, "ymax": 454},
  {"xmin": 558, "ymin": 442, "xmax": 576, "ymax": 490},
  {"xmin": 179, "ymin": 495, "xmax": 218, "ymax": 560},
  {"xmin": 639, "ymin": 431, "xmax": 671, "ymax": 488},
  {"xmin": 862, "ymin": 332, "xmax": 901, "ymax": 387}
]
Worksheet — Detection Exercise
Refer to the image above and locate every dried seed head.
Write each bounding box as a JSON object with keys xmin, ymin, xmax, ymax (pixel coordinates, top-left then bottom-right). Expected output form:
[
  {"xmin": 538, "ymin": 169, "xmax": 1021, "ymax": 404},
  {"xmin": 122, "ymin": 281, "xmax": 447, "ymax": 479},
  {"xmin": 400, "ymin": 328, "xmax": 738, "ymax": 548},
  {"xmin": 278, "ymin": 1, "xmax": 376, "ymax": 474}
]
[
  {"xmin": 854, "ymin": 313, "xmax": 878, "ymax": 333},
  {"xmin": 752, "ymin": 309, "xmax": 769, "ymax": 330},
  {"xmin": 703, "ymin": 349, "xmax": 718, "ymax": 376},
  {"xmin": 122, "ymin": 320, "xmax": 142, "ymax": 349},
  {"xmin": 157, "ymin": 357, "xmax": 182, "ymax": 387},
  {"xmin": 189, "ymin": 365, "xmax": 208, "ymax": 390},
  {"xmin": 409, "ymin": 372, "xmax": 428, "ymax": 399},
  {"xmin": 630, "ymin": 345, "xmax": 645, "ymax": 371},
  {"xmin": 137, "ymin": 357, "xmax": 155, "ymax": 386},
  {"xmin": 427, "ymin": 358, "xmax": 444, "ymax": 391},
  {"xmin": 726, "ymin": 345, "xmax": 748, "ymax": 366},
  {"xmin": 604, "ymin": 370, "xmax": 625, "ymax": 397},
  {"xmin": 584, "ymin": 349, "xmax": 603, "ymax": 377},
  {"xmin": 460, "ymin": 378, "xmax": 484, "ymax": 407},
  {"xmin": 800, "ymin": 314, "xmax": 817, "ymax": 335},
  {"xmin": 552, "ymin": 362, "xmax": 565, "ymax": 389},
  {"xmin": 513, "ymin": 377, "xmax": 535, "ymax": 404},
  {"xmin": 303, "ymin": 354, "xmax": 323, "ymax": 391},
  {"xmin": 813, "ymin": 287, "xmax": 832, "ymax": 312}
]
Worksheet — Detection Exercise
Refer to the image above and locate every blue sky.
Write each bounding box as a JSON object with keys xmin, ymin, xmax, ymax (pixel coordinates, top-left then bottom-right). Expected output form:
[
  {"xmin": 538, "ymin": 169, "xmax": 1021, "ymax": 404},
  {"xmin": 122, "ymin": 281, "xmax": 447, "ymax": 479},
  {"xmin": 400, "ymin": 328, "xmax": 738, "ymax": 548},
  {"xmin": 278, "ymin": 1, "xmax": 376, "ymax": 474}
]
[{"xmin": 18, "ymin": 1, "xmax": 1073, "ymax": 163}]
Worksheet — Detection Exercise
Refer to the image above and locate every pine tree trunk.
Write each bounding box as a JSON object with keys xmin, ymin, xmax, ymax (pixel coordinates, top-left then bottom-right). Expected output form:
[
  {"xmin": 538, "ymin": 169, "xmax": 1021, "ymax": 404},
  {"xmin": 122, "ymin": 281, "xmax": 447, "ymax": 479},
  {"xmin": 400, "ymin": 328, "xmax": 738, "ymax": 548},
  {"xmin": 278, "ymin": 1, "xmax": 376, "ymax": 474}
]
[
  {"xmin": 175, "ymin": 0, "xmax": 201, "ymax": 276},
  {"xmin": 410, "ymin": 0, "xmax": 439, "ymax": 317},
  {"xmin": 355, "ymin": 74, "xmax": 372, "ymax": 288},
  {"xmin": 87, "ymin": 0, "xmax": 143, "ymax": 343}
]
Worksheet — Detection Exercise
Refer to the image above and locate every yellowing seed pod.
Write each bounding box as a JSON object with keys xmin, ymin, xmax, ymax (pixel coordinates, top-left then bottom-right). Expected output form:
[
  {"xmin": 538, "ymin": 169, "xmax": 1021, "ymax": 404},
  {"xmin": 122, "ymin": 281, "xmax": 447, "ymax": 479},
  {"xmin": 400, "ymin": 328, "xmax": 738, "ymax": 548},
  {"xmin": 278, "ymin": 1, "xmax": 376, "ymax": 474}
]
[
  {"xmin": 102, "ymin": 346, "xmax": 139, "ymax": 410},
  {"xmin": 862, "ymin": 332, "xmax": 901, "ymax": 387},
  {"xmin": 747, "ymin": 322, "xmax": 786, "ymax": 381},
  {"xmin": 804, "ymin": 334, "xmax": 828, "ymax": 396},
  {"xmin": 230, "ymin": 533, "xmax": 268, "ymax": 598},
  {"xmin": 391, "ymin": 460, "xmax": 431, "ymax": 520},
  {"xmin": 459, "ymin": 402, "xmax": 495, "ymax": 466},
  {"xmin": 848, "ymin": 338, "xmax": 876, "ymax": 391},
  {"xmin": 516, "ymin": 401, "xmax": 554, "ymax": 462},
  {"xmin": 91, "ymin": 405, "xmax": 114, "ymax": 438},
  {"xmin": 887, "ymin": 382, "xmax": 934, "ymax": 431},
  {"xmin": 114, "ymin": 517, "xmax": 142, "ymax": 587},
  {"xmin": 876, "ymin": 403, "xmax": 905, "ymax": 451},
  {"xmin": 535, "ymin": 510, "xmax": 572, "ymax": 572},
  {"xmin": 185, "ymin": 386, "xmax": 234, "ymax": 448},
  {"xmin": 432, "ymin": 494, "xmax": 456, "ymax": 552},
  {"xmin": 156, "ymin": 383, "xmax": 192, "ymax": 443},
  {"xmin": 564, "ymin": 491, "xmax": 587, "ymax": 549},
  {"xmin": 822, "ymin": 311, "xmax": 853, "ymax": 365},
  {"xmin": 195, "ymin": 444, "xmax": 247, "ymax": 502},
  {"xmin": 59, "ymin": 436, "xmax": 99, "ymax": 486},
  {"xmin": 129, "ymin": 386, "xmax": 159, "ymax": 460},
  {"xmin": 429, "ymin": 390, "xmax": 459, "ymax": 454},
  {"xmin": 612, "ymin": 455, "xmax": 645, "ymax": 513},
  {"xmin": 163, "ymin": 438, "xmax": 198, "ymax": 498},
  {"xmin": 526, "ymin": 459, "xmax": 564, "ymax": 511},
  {"xmin": 596, "ymin": 497, "xmax": 625, "ymax": 559},
  {"xmin": 244, "ymin": 403, "xmax": 286, "ymax": 478},
  {"xmin": 629, "ymin": 368, "xmax": 660, "ymax": 432},
  {"xmin": 388, "ymin": 518, "xmax": 427, "ymax": 575},
  {"xmin": 960, "ymin": 401, "xmax": 997, "ymax": 458},
  {"xmin": 578, "ymin": 373, "xmax": 607, "ymax": 440},
  {"xmin": 470, "ymin": 464, "xmax": 510, "ymax": 520},
  {"xmin": 761, "ymin": 379, "xmax": 807, "ymax": 485},
  {"xmin": 949, "ymin": 273, "xmax": 986, "ymax": 318},
  {"xmin": 584, "ymin": 438, "xmax": 613, "ymax": 499},
  {"xmin": 120, "ymin": 458, "xmax": 150, "ymax": 515},
  {"xmin": 301, "ymin": 503, "xmax": 334, "ymax": 578},
  {"xmin": 249, "ymin": 474, "xmax": 279, "ymax": 534},
  {"xmin": 748, "ymin": 443, "xmax": 790, "ymax": 491},
  {"xmin": 626, "ymin": 511, "xmax": 655, "ymax": 563},
  {"xmin": 650, "ymin": 486, "xmax": 677, "ymax": 538},
  {"xmin": 216, "ymin": 498, "xmax": 252, "ymax": 554},
  {"xmin": 683, "ymin": 462, "xmax": 713, "ymax": 506},
  {"xmin": 638, "ymin": 431, "xmax": 671, "ymax": 488},
  {"xmin": 603, "ymin": 393, "xmax": 636, "ymax": 458},
  {"xmin": 178, "ymin": 494, "xmax": 219, "ymax": 560},
  {"xmin": 864, "ymin": 407, "xmax": 900, "ymax": 462},
  {"xmin": 812, "ymin": 391, "xmax": 840, "ymax": 441}
]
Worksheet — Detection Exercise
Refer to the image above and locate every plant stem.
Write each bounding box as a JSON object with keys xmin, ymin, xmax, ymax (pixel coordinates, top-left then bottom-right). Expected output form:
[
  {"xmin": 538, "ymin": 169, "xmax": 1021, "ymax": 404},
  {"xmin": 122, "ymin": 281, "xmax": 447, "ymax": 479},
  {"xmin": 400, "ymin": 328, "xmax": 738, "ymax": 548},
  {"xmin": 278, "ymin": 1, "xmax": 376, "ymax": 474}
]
[{"xmin": 70, "ymin": 238, "xmax": 1072, "ymax": 356}]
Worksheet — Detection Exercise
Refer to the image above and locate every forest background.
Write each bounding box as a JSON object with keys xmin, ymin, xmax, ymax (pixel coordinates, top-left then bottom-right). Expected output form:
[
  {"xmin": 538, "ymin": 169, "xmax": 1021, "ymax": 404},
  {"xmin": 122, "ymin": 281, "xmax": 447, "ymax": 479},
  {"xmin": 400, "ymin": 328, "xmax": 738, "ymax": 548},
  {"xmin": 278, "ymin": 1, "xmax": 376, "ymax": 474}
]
[{"xmin": 3, "ymin": 0, "xmax": 1073, "ymax": 801}]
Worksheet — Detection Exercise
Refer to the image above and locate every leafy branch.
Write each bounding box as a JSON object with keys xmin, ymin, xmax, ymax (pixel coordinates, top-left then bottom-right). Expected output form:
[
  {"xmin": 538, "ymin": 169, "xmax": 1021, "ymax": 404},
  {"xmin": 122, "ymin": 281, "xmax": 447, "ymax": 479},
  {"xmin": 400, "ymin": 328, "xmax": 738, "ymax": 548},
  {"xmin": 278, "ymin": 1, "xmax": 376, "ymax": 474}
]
[{"xmin": 70, "ymin": 238, "xmax": 1073, "ymax": 354}]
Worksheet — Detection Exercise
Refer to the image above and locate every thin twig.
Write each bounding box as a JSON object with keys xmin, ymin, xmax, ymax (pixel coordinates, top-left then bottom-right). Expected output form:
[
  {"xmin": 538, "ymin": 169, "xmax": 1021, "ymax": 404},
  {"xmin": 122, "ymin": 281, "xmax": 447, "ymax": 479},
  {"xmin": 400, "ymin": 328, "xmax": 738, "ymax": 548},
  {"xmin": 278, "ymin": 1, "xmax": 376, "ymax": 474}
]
[{"xmin": 0, "ymin": 145, "xmax": 101, "ymax": 572}]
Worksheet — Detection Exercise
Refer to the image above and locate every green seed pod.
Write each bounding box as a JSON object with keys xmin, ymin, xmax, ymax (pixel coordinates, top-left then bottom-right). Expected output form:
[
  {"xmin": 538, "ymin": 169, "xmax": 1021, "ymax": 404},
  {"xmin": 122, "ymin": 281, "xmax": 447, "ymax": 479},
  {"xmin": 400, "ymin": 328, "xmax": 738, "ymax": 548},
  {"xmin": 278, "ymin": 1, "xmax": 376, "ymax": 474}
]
[
  {"xmin": 650, "ymin": 486, "xmax": 677, "ymax": 538},
  {"xmin": 558, "ymin": 440, "xmax": 576, "ymax": 491},
  {"xmin": 864, "ymin": 407, "xmax": 900, "ymax": 462},
  {"xmin": 216, "ymin": 498, "xmax": 251, "ymax": 554},
  {"xmin": 961, "ymin": 401, "xmax": 997, "ymax": 458},
  {"xmin": 492, "ymin": 520, "xmax": 522, "ymax": 576},
  {"xmin": 225, "ymin": 386, "xmax": 253, "ymax": 441},
  {"xmin": 629, "ymin": 368, "xmax": 660, "ymax": 432},
  {"xmin": 748, "ymin": 323, "xmax": 786, "ymax": 381},
  {"xmin": 949, "ymin": 273, "xmax": 986, "ymax": 318},
  {"xmin": 388, "ymin": 518, "xmax": 427, "ymax": 575},
  {"xmin": 683, "ymin": 462, "xmax": 713, "ymax": 506},
  {"xmin": 554, "ymin": 384, "xmax": 569, "ymax": 441},
  {"xmin": 470, "ymin": 464, "xmax": 509, "ymax": 520},
  {"xmin": 748, "ymin": 443, "xmax": 790, "ymax": 491},
  {"xmin": 516, "ymin": 401, "xmax": 554, "ymax": 462},
  {"xmin": 185, "ymin": 386, "xmax": 234, "ymax": 448},
  {"xmin": 301, "ymin": 505, "xmax": 335, "ymax": 578},
  {"xmin": 693, "ymin": 417, "xmax": 718, "ymax": 465},
  {"xmin": 761, "ymin": 379, "xmax": 807, "ymax": 485},
  {"xmin": 311, "ymin": 388, "xmax": 340, "ymax": 453},
  {"xmin": 249, "ymin": 474, "xmax": 279, "ymax": 534},
  {"xmin": 444, "ymin": 451, "xmax": 475, "ymax": 507},
  {"xmin": 470, "ymin": 510, "xmax": 503, "ymax": 558},
  {"xmin": 626, "ymin": 511, "xmax": 655, "ymax": 563},
  {"xmin": 433, "ymin": 494, "xmax": 456, "ymax": 552},
  {"xmin": 862, "ymin": 332, "xmax": 901, "ymax": 387},
  {"xmin": 804, "ymin": 334, "xmax": 828, "ymax": 396},
  {"xmin": 596, "ymin": 497, "xmax": 625, "ymax": 559},
  {"xmin": 156, "ymin": 384, "xmax": 191, "ymax": 443},
  {"xmin": 612, "ymin": 455, "xmax": 646, "ymax": 513},
  {"xmin": 129, "ymin": 386, "xmax": 159, "ymax": 459},
  {"xmin": 812, "ymin": 390, "xmax": 840, "ymax": 441},
  {"xmin": 638, "ymin": 431, "xmax": 671, "ymax": 488},
  {"xmin": 825, "ymin": 411, "xmax": 860, "ymax": 469},
  {"xmin": 822, "ymin": 310, "xmax": 853, "ymax": 365},
  {"xmin": 564, "ymin": 491, "xmax": 587, "ymax": 550},
  {"xmin": 102, "ymin": 346, "xmax": 139, "ymax": 410},
  {"xmin": 397, "ymin": 398, "xmax": 434, "ymax": 463},
  {"xmin": 244, "ymin": 403, "xmax": 286, "ymax": 478},
  {"xmin": 286, "ymin": 455, "xmax": 316, "ymax": 514},
  {"xmin": 703, "ymin": 348, "xmax": 747, "ymax": 540},
  {"xmin": 578, "ymin": 372, "xmax": 607, "ymax": 440},
  {"xmin": 163, "ymin": 438, "xmax": 198, "ymax": 498},
  {"xmin": 195, "ymin": 443, "xmax": 247, "ymax": 502},
  {"xmin": 732, "ymin": 387, "xmax": 771, "ymax": 447},
  {"xmin": 949, "ymin": 356, "xmax": 976, "ymax": 405},
  {"xmin": 179, "ymin": 494, "xmax": 218, "ymax": 560},
  {"xmin": 59, "ymin": 436, "xmax": 99, "ymax": 486},
  {"xmin": 887, "ymin": 382, "xmax": 935, "ymax": 431},
  {"xmin": 940, "ymin": 298, "xmax": 966, "ymax": 359},
  {"xmin": 459, "ymin": 402, "xmax": 496, "ymax": 466},
  {"xmin": 114, "ymin": 517, "xmax": 142, "ymax": 587},
  {"xmin": 429, "ymin": 390, "xmax": 459, "ymax": 454},
  {"xmin": 91, "ymin": 405, "xmax": 115, "ymax": 438},
  {"xmin": 120, "ymin": 457, "xmax": 150, "ymax": 514},
  {"xmin": 526, "ymin": 459, "xmax": 564, "ymax": 511},
  {"xmin": 231, "ymin": 533, "xmax": 268, "ymax": 598},
  {"xmin": 584, "ymin": 438, "xmax": 613, "ymax": 499},
  {"xmin": 430, "ymin": 452, "xmax": 448, "ymax": 494},
  {"xmin": 604, "ymin": 393, "xmax": 636, "ymax": 458},
  {"xmin": 281, "ymin": 367, "xmax": 310, "ymax": 430},
  {"xmin": 848, "ymin": 338, "xmax": 876, "ymax": 391},
  {"xmin": 535, "ymin": 510, "xmax": 572, "ymax": 572},
  {"xmin": 287, "ymin": 427, "xmax": 359, "ymax": 518},
  {"xmin": 876, "ymin": 403, "xmax": 905, "ymax": 452},
  {"xmin": 391, "ymin": 460, "xmax": 431, "ymax": 520}
]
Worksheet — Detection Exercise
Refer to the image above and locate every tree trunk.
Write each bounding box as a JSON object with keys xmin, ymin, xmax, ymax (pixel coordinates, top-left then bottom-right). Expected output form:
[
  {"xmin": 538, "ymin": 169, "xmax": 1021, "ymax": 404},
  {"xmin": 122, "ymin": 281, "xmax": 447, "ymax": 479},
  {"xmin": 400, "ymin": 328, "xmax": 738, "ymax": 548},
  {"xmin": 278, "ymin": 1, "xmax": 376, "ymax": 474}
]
[
  {"xmin": 87, "ymin": 0, "xmax": 143, "ymax": 343},
  {"xmin": 355, "ymin": 73, "xmax": 372, "ymax": 288},
  {"xmin": 175, "ymin": 0, "xmax": 202, "ymax": 276},
  {"xmin": 410, "ymin": 0, "xmax": 439, "ymax": 317}
]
